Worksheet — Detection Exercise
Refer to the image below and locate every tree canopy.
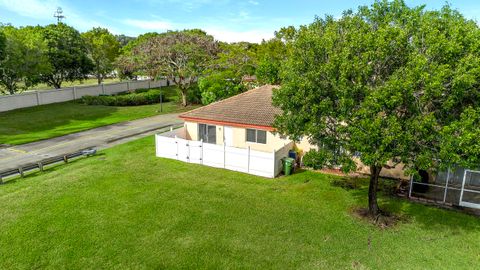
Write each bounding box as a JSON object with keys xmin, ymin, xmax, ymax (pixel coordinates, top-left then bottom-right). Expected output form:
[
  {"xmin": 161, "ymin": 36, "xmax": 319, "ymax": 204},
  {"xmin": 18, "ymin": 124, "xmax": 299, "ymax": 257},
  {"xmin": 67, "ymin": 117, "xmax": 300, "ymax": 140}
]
[
  {"xmin": 0, "ymin": 25, "xmax": 50, "ymax": 94},
  {"xmin": 134, "ymin": 30, "xmax": 219, "ymax": 106},
  {"xmin": 198, "ymin": 42, "xmax": 257, "ymax": 104},
  {"xmin": 256, "ymin": 38, "xmax": 287, "ymax": 85},
  {"xmin": 82, "ymin": 27, "xmax": 120, "ymax": 84},
  {"xmin": 273, "ymin": 0, "xmax": 480, "ymax": 216},
  {"xmin": 41, "ymin": 23, "xmax": 93, "ymax": 88}
]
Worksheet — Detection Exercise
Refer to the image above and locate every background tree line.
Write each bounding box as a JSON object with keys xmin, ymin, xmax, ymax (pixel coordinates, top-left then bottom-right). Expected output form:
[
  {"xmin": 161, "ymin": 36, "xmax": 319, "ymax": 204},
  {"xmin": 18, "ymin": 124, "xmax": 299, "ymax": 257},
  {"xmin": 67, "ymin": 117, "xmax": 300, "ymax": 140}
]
[
  {"xmin": 0, "ymin": 23, "xmax": 119, "ymax": 94},
  {"xmin": 0, "ymin": 23, "xmax": 286, "ymax": 106}
]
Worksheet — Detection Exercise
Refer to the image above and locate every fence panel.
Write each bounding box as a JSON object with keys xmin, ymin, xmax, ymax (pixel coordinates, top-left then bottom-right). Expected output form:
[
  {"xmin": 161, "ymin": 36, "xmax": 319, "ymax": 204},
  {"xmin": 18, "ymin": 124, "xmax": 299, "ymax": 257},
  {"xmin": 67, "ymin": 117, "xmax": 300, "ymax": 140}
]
[
  {"xmin": 0, "ymin": 92, "xmax": 38, "ymax": 111},
  {"xmin": 176, "ymin": 138, "xmax": 190, "ymax": 163},
  {"xmin": 104, "ymin": 82, "xmax": 128, "ymax": 95},
  {"xmin": 155, "ymin": 136, "xmax": 178, "ymax": 160},
  {"xmin": 40, "ymin": 88, "xmax": 75, "ymax": 103},
  {"xmin": 249, "ymin": 150, "xmax": 275, "ymax": 178},
  {"xmin": 154, "ymin": 134, "xmax": 291, "ymax": 178},
  {"xmin": 274, "ymin": 142, "xmax": 294, "ymax": 176},
  {"xmin": 189, "ymin": 140, "xmax": 203, "ymax": 164},
  {"xmin": 202, "ymin": 143, "xmax": 225, "ymax": 169},
  {"xmin": 131, "ymin": 80, "xmax": 150, "ymax": 90},
  {"xmin": 76, "ymin": 85, "xmax": 103, "ymax": 98},
  {"xmin": 225, "ymin": 146, "xmax": 249, "ymax": 173},
  {"xmin": 0, "ymin": 79, "xmax": 172, "ymax": 112}
]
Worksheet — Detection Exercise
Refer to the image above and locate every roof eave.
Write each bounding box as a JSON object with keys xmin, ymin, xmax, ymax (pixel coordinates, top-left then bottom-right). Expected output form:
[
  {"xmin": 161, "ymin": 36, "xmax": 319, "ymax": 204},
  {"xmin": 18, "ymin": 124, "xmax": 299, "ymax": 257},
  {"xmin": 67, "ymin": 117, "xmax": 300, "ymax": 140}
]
[{"xmin": 180, "ymin": 116, "xmax": 276, "ymax": 131}]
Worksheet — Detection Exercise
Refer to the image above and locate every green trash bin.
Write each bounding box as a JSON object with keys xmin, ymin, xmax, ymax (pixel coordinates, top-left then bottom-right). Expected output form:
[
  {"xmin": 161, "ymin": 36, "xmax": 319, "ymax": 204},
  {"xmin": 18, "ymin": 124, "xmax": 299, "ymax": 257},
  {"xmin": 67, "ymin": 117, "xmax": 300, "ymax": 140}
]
[{"xmin": 282, "ymin": 157, "xmax": 295, "ymax": 176}]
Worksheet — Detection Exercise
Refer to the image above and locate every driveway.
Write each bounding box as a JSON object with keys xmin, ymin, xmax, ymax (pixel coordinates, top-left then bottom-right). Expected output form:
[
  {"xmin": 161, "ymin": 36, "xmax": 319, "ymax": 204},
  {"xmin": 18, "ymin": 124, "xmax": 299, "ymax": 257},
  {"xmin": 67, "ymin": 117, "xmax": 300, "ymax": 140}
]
[{"xmin": 0, "ymin": 113, "xmax": 182, "ymax": 170}]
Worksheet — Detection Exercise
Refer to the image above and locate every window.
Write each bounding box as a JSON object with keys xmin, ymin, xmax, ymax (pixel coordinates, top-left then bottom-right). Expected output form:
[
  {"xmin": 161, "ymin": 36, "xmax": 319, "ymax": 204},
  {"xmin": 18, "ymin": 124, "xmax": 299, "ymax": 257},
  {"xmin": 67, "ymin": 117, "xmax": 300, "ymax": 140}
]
[
  {"xmin": 246, "ymin": 129, "xmax": 267, "ymax": 144},
  {"xmin": 198, "ymin": 124, "xmax": 216, "ymax": 144}
]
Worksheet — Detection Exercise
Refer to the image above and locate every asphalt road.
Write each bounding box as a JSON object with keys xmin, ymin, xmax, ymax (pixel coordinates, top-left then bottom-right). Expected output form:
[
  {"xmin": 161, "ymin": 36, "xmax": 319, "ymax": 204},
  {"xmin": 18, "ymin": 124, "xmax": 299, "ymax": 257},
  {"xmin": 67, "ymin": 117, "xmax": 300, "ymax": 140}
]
[{"xmin": 0, "ymin": 113, "xmax": 182, "ymax": 170}]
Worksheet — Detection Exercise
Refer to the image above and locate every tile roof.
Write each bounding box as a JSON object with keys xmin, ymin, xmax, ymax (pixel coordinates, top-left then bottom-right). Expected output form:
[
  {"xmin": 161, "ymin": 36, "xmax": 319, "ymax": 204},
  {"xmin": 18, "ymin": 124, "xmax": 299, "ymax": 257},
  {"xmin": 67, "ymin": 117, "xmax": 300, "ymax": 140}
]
[{"xmin": 180, "ymin": 85, "xmax": 281, "ymax": 128}]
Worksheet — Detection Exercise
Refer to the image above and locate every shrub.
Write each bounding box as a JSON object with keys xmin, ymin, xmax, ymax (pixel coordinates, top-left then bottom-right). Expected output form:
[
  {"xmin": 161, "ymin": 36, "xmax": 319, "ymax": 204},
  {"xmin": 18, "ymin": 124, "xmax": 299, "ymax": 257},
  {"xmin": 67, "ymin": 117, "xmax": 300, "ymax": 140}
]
[{"xmin": 81, "ymin": 89, "xmax": 167, "ymax": 106}]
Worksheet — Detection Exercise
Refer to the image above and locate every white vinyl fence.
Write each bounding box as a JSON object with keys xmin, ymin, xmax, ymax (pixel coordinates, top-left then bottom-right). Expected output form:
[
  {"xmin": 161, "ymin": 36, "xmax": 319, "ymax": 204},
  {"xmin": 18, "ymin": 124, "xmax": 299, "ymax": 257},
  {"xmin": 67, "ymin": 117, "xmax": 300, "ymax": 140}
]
[
  {"xmin": 0, "ymin": 79, "xmax": 170, "ymax": 112},
  {"xmin": 155, "ymin": 133, "xmax": 294, "ymax": 178}
]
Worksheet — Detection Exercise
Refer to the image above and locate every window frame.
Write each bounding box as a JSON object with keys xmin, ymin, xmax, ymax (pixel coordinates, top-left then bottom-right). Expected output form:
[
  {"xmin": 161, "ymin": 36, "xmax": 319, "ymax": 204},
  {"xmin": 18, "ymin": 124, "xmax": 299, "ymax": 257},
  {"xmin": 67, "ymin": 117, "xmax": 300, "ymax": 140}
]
[
  {"xmin": 198, "ymin": 123, "xmax": 216, "ymax": 144},
  {"xmin": 245, "ymin": 128, "xmax": 267, "ymax": 144}
]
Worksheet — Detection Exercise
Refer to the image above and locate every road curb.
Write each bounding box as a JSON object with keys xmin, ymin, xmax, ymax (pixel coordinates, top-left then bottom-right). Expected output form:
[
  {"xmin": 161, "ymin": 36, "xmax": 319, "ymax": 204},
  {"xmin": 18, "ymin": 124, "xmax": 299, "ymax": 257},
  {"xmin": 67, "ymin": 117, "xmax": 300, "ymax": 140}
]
[{"xmin": 105, "ymin": 123, "xmax": 182, "ymax": 143}]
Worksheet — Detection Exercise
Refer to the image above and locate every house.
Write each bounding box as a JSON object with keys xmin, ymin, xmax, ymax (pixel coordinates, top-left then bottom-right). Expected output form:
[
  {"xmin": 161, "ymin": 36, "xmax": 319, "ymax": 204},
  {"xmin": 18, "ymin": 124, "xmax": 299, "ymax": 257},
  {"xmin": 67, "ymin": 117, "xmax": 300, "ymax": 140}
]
[
  {"xmin": 155, "ymin": 85, "xmax": 314, "ymax": 178},
  {"xmin": 179, "ymin": 85, "xmax": 313, "ymax": 153},
  {"xmin": 155, "ymin": 84, "xmax": 406, "ymax": 179}
]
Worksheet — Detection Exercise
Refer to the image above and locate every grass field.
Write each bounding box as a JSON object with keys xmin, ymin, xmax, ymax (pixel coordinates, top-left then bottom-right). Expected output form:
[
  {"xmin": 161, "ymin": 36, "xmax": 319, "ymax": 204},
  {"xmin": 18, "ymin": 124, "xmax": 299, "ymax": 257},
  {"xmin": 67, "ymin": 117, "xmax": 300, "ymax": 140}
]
[
  {"xmin": 27, "ymin": 78, "xmax": 121, "ymax": 91},
  {"xmin": 0, "ymin": 86, "xmax": 198, "ymax": 145},
  {"xmin": 0, "ymin": 136, "xmax": 478, "ymax": 269}
]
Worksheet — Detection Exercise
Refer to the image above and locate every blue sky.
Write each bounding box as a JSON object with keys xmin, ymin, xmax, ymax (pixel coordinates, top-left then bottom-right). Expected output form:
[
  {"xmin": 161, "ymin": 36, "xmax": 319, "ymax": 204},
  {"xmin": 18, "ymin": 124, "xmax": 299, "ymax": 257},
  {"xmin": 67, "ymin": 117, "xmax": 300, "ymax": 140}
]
[{"xmin": 1, "ymin": 0, "xmax": 480, "ymax": 43}]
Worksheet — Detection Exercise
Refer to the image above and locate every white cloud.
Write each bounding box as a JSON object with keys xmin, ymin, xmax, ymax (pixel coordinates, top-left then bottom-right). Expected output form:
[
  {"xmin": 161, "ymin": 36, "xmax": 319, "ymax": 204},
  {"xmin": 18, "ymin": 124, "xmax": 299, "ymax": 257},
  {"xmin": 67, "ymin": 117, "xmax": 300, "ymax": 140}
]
[
  {"xmin": 248, "ymin": 0, "xmax": 259, "ymax": 5},
  {"xmin": 123, "ymin": 19, "xmax": 173, "ymax": 31}
]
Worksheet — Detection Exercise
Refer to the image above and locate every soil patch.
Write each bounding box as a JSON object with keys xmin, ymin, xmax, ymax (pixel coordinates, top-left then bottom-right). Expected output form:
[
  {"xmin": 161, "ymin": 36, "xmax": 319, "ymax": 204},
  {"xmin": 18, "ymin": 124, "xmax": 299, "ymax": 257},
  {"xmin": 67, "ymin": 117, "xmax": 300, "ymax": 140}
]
[{"xmin": 351, "ymin": 207, "xmax": 408, "ymax": 229}]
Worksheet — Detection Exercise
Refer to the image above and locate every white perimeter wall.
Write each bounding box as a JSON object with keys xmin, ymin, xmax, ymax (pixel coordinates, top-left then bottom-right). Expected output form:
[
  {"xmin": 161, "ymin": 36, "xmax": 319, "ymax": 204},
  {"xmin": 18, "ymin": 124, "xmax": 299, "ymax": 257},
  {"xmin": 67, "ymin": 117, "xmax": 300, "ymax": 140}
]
[{"xmin": 0, "ymin": 79, "xmax": 172, "ymax": 112}]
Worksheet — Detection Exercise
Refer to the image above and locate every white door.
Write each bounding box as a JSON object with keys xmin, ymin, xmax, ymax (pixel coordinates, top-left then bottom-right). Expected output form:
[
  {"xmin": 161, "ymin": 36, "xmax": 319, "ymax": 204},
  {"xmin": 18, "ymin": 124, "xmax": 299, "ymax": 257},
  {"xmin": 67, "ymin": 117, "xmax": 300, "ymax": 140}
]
[{"xmin": 224, "ymin": 126, "xmax": 233, "ymax": 146}]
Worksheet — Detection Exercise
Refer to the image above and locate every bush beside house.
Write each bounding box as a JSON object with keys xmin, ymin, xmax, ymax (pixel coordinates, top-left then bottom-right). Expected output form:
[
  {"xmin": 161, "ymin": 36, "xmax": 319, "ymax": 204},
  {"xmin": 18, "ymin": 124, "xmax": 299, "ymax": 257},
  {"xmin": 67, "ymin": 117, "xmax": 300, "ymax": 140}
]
[{"xmin": 81, "ymin": 89, "xmax": 167, "ymax": 106}]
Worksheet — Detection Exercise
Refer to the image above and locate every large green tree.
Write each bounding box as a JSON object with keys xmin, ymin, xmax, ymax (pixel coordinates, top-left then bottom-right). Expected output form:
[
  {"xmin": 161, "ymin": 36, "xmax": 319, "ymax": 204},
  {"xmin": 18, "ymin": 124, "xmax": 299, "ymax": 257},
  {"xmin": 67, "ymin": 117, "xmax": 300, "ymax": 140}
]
[
  {"xmin": 256, "ymin": 38, "xmax": 287, "ymax": 85},
  {"xmin": 198, "ymin": 42, "xmax": 257, "ymax": 104},
  {"xmin": 273, "ymin": 0, "xmax": 480, "ymax": 216},
  {"xmin": 134, "ymin": 30, "xmax": 219, "ymax": 106},
  {"xmin": 82, "ymin": 28, "xmax": 120, "ymax": 84},
  {"xmin": 115, "ymin": 34, "xmax": 135, "ymax": 48},
  {"xmin": 41, "ymin": 23, "xmax": 93, "ymax": 88},
  {"xmin": 198, "ymin": 70, "xmax": 246, "ymax": 105},
  {"xmin": 0, "ymin": 25, "xmax": 50, "ymax": 94}
]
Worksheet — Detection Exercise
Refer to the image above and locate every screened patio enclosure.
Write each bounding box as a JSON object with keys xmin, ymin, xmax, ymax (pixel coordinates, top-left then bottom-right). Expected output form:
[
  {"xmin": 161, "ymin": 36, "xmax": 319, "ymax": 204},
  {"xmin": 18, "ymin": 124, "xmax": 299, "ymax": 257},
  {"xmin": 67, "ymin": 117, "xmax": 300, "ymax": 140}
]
[{"xmin": 409, "ymin": 167, "xmax": 480, "ymax": 210}]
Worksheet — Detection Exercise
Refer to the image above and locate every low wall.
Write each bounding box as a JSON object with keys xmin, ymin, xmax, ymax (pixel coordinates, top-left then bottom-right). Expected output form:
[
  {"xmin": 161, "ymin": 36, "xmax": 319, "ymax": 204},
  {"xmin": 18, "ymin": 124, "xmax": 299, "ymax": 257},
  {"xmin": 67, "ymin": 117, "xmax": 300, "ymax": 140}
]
[
  {"xmin": 155, "ymin": 132, "xmax": 293, "ymax": 178},
  {"xmin": 0, "ymin": 79, "xmax": 170, "ymax": 112}
]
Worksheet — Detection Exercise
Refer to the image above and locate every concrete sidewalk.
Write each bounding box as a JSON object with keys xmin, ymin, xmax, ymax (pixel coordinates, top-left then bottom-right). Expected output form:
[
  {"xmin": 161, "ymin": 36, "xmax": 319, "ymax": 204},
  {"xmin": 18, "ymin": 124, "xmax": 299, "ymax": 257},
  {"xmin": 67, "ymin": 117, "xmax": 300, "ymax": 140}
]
[{"xmin": 0, "ymin": 113, "xmax": 182, "ymax": 170}]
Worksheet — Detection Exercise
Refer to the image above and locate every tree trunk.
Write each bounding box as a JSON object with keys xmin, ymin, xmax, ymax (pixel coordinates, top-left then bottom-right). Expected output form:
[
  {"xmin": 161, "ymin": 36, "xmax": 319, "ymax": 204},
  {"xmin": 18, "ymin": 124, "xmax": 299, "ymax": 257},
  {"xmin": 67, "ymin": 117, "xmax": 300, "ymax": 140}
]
[
  {"xmin": 368, "ymin": 165, "xmax": 382, "ymax": 216},
  {"xmin": 97, "ymin": 74, "xmax": 102, "ymax": 85},
  {"xmin": 181, "ymin": 91, "xmax": 187, "ymax": 107},
  {"xmin": 7, "ymin": 81, "xmax": 16, "ymax": 95}
]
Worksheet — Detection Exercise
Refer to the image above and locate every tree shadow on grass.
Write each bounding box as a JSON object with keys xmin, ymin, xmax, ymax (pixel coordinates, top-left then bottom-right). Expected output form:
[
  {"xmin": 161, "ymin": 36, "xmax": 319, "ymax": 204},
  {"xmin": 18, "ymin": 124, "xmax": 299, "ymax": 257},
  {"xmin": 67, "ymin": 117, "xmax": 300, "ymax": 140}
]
[
  {"xmin": 0, "ymin": 101, "xmax": 121, "ymax": 142},
  {"xmin": 340, "ymin": 177, "xmax": 480, "ymax": 231}
]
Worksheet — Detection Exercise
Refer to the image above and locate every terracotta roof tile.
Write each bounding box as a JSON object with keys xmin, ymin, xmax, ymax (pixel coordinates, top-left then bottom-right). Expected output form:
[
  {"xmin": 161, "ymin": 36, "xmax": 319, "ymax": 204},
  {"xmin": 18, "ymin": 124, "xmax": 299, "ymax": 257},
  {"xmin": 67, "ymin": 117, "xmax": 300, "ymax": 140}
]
[{"xmin": 180, "ymin": 85, "xmax": 281, "ymax": 128}]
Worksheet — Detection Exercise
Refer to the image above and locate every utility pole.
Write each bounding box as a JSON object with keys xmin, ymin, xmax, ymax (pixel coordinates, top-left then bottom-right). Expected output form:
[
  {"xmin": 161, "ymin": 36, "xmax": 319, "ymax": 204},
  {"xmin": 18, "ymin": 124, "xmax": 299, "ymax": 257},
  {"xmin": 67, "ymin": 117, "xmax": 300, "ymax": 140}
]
[
  {"xmin": 54, "ymin": 7, "xmax": 66, "ymax": 24},
  {"xmin": 159, "ymin": 86, "xmax": 163, "ymax": 112}
]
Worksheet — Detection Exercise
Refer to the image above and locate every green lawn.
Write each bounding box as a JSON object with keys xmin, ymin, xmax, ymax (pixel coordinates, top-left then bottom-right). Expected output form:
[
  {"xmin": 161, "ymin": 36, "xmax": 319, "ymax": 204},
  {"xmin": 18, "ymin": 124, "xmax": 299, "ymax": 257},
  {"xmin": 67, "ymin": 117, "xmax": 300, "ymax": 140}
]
[
  {"xmin": 27, "ymin": 78, "xmax": 121, "ymax": 91},
  {"xmin": 0, "ymin": 136, "xmax": 479, "ymax": 269},
  {"xmin": 0, "ymin": 86, "xmax": 198, "ymax": 145}
]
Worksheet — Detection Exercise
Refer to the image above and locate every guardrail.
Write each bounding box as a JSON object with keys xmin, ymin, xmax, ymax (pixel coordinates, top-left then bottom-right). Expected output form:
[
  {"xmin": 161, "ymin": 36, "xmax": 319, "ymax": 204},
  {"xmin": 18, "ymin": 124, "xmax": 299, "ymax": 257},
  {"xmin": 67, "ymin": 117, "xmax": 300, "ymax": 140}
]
[{"xmin": 0, "ymin": 148, "xmax": 97, "ymax": 184}]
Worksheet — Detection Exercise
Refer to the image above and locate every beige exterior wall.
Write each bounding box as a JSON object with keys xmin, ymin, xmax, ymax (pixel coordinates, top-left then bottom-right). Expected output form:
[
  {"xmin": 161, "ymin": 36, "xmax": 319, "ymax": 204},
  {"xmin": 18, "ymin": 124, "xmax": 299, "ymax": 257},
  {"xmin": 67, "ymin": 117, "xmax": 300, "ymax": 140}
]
[
  {"xmin": 184, "ymin": 122, "xmax": 197, "ymax": 140},
  {"xmin": 184, "ymin": 121, "xmax": 291, "ymax": 152},
  {"xmin": 184, "ymin": 121, "xmax": 409, "ymax": 180},
  {"xmin": 355, "ymin": 158, "xmax": 410, "ymax": 180},
  {"xmin": 231, "ymin": 126, "xmax": 290, "ymax": 152},
  {"xmin": 295, "ymin": 136, "xmax": 318, "ymax": 156}
]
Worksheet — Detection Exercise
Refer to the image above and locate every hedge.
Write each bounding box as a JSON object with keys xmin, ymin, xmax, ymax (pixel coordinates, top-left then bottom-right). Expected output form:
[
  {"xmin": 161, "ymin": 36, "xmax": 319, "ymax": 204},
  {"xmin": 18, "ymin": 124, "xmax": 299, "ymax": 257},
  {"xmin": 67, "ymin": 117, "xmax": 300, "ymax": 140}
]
[{"xmin": 80, "ymin": 89, "xmax": 167, "ymax": 106}]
